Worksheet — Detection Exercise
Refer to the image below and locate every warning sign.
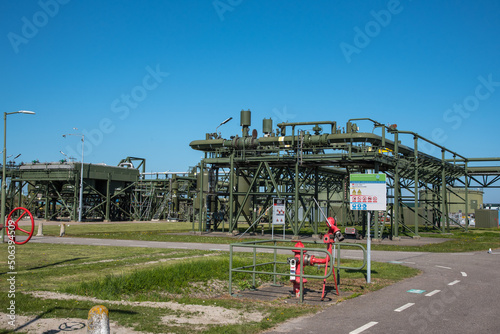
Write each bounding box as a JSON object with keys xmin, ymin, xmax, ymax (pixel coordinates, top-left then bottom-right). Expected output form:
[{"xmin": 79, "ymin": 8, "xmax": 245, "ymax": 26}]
[
  {"xmin": 273, "ymin": 198, "xmax": 286, "ymax": 225},
  {"xmin": 350, "ymin": 174, "xmax": 386, "ymax": 211}
]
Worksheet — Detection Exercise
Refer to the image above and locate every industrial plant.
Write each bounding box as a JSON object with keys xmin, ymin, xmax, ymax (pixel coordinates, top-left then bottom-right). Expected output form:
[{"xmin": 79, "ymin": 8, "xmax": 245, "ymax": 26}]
[{"xmin": 2, "ymin": 110, "xmax": 499, "ymax": 239}]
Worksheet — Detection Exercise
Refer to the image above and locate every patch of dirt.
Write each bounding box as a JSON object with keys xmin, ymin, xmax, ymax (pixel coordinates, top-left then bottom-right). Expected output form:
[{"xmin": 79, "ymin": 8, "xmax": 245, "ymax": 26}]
[
  {"xmin": 159, "ymin": 279, "xmax": 228, "ymax": 299},
  {"xmin": 0, "ymin": 312, "xmax": 147, "ymax": 334},
  {"xmin": 140, "ymin": 252, "xmax": 221, "ymax": 266},
  {"xmin": 24, "ymin": 290, "xmax": 264, "ymax": 330}
]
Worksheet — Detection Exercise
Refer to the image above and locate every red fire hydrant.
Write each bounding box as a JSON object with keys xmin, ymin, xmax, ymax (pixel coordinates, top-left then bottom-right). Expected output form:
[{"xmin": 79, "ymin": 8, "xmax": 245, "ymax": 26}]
[{"xmin": 288, "ymin": 217, "xmax": 344, "ymax": 299}]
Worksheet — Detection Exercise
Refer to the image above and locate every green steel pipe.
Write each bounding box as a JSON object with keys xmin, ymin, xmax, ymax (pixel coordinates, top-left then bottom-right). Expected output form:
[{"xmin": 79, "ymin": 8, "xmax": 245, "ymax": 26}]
[
  {"xmin": 252, "ymin": 246, "xmax": 256, "ymax": 288},
  {"xmin": 446, "ymin": 157, "xmax": 500, "ymax": 162},
  {"xmin": 229, "ymin": 244, "xmax": 233, "ymax": 295},
  {"xmin": 191, "ymin": 133, "xmax": 398, "ymax": 153},
  {"xmin": 229, "ymin": 153, "xmax": 234, "ymax": 233},
  {"xmin": 394, "ymin": 132, "xmax": 400, "ymax": 239},
  {"xmin": 229, "ymin": 241, "xmax": 367, "ymax": 271},
  {"xmin": 277, "ymin": 121, "xmax": 337, "ymax": 135},
  {"xmin": 294, "ymin": 161, "xmax": 299, "ymax": 236},
  {"xmin": 393, "ymin": 130, "xmax": 467, "ymax": 161},
  {"xmin": 314, "ymin": 168, "xmax": 319, "ymax": 235},
  {"xmin": 228, "ymin": 242, "xmax": 367, "ymax": 300},
  {"xmin": 105, "ymin": 173, "xmax": 111, "ymax": 222},
  {"xmin": 199, "ymin": 162, "xmax": 204, "ymax": 232},
  {"xmin": 414, "ymin": 136, "xmax": 419, "ymax": 236},
  {"xmin": 273, "ymin": 242, "xmax": 277, "ymax": 285},
  {"xmin": 441, "ymin": 150, "xmax": 447, "ymax": 233},
  {"xmin": 465, "ymin": 160, "xmax": 469, "ymax": 232}
]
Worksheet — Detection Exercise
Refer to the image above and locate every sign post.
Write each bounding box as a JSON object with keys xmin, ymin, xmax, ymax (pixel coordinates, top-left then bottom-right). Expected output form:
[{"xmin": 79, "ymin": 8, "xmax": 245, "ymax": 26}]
[
  {"xmin": 272, "ymin": 198, "xmax": 286, "ymax": 240},
  {"xmin": 350, "ymin": 173, "xmax": 386, "ymax": 284}
]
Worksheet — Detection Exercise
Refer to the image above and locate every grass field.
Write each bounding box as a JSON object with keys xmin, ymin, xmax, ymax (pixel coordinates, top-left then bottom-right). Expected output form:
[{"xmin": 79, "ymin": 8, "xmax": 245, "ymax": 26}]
[
  {"xmin": 0, "ymin": 222, "xmax": 422, "ymax": 334},
  {"xmin": 37, "ymin": 221, "xmax": 500, "ymax": 252},
  {"xmin": 2, "ymin": 220, "xmax": 497, "ymax": 333}
]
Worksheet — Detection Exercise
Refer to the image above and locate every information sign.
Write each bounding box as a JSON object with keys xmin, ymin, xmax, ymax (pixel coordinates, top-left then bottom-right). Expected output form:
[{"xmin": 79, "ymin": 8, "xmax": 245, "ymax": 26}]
[{"xmin": 350, "ymin": 173, "xmax": 386, "ymax": 211}]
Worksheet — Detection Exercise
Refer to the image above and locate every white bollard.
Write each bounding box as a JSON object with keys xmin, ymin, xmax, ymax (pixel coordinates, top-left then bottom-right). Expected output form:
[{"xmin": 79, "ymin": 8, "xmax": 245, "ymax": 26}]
[
  {"xmin": 36, "ymin": 222, "xmax": 44, "ymax": 236},
  {"xmin": 87, "ymin": 305, "xmax": 110, "ymax": 334}
]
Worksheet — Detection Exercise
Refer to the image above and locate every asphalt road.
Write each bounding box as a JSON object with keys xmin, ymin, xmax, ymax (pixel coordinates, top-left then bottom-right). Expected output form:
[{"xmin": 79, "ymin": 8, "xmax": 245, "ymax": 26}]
[
  {"xmin": 26, "ymin": 236, "xmax": 500, "ymax": 334},
  {"xmin": 265, "ymin": 251, "xmax": 500, "ymax": 334}
]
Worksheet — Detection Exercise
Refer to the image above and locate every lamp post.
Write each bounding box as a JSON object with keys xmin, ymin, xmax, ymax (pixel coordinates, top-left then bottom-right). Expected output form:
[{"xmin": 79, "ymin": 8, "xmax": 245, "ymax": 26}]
[
  {"xmin": 60, "ymin": 151, "xmax": 76, "ymax": 162},
  {"xmin": 215, "ymin": 117, "xmax": 232, "ymax": 136},
  {"xmin": 62, "ymin": 131, "xmax": 84, "ymax": 222},
  {"xmin": 1, "ymin": 110, "xmax": 35, "ymax": 243}
]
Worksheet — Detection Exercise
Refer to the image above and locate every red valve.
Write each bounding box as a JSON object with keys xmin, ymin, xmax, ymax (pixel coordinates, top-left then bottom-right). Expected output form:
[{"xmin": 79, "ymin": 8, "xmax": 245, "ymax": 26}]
[
  {"xmin": 6, "ymin": 207, "xmax": 35, "ymax": 245},
  {"xmin": 290, "ymin": 241, "xmax": 307, "ymax": 298},
  {"xmin": 289, "ymin": 217, "xmax": 343, "ymax": 300}
]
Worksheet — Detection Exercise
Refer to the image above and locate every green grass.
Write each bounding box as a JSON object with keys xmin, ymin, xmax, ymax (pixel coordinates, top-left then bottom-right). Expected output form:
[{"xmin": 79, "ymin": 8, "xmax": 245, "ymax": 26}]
[
  {"xmin": 65, "ymin": 256, "xmax": 250, "ymax": 299},
  {"xmin": 38, "ymin": 221, "xmax": 262, "ymax": 244},
  {"xmin": 0, "ymin": 243, "xmax": 212, "ymax": 291},
  {"xmin": 38, "ymin": 221, "xmax": 500, "ymax": 252},
  {"xmin": 2, "ymin": 220, "xmax": 494, "ymax": 332},
  {"xmin": 39, "ymin": 221, "xmax": 192, "ymax": 234}
]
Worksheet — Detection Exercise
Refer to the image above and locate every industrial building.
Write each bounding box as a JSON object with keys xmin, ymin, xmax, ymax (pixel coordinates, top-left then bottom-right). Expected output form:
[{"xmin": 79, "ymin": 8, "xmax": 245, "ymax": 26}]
[{"xmin": 2, "ymin": 111, "xmax": 499, "ymax": 238}]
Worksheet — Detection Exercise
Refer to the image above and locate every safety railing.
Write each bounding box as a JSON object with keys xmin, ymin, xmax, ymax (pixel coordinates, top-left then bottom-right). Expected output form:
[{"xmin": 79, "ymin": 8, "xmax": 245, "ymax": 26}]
[{"xmin": 229, "ymin": 239, "xmax": 367, "ymax": 303}]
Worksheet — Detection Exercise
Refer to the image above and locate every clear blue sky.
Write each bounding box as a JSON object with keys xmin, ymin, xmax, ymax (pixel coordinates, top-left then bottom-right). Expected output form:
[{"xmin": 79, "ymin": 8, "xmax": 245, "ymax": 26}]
[{"xmin": 1, "ymin": 1, "xmax": 500, "ymax": 200}]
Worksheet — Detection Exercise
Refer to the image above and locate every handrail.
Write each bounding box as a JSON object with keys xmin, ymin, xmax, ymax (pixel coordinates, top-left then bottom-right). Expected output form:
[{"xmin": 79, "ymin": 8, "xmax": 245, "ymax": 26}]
[{"xmin": 228, "ymin": 240, "xmax": 367, "ymax": 303}]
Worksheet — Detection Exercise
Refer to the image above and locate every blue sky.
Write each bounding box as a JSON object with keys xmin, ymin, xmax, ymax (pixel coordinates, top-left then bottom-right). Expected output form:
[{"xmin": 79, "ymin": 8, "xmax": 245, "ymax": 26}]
[{"xmin": 1, "ymin": 1, "xmax": 500, "ymax": 200}]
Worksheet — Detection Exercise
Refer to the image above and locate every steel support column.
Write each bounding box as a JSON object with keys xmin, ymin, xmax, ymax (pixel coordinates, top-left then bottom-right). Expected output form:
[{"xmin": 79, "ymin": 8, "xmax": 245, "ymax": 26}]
[
  {"xmin": 414, "ymin": 136, "xmax": 419, "ymax": 236},
  {"xmin": 393, "ymin": 132, "xmax": 400, "ymax": 239},
  {"xmin": 441, "ymin": 150, "xmax": 448, "ymax": 233},
  {"xmin": 105, "ymin": 173, "xmax": 111, "ymax": 222}
]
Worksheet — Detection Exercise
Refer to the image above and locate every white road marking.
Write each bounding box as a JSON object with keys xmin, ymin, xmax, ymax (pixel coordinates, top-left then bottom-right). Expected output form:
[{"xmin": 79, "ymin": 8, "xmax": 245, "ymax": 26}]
[
  {"xmin": 350, "ymin": 321, "xmax": 378, "ymax": 334},
  {"xmin": 425, "ymin": 290, "xmax": 441, "ymax": 297},
  {"xmin": 448, "ymin": 280, "xmax": 460, "ymax": 286},
  {"xmin": 461, "ymin": 272, "xmax": 467, "ymax": 277},
  {"xmin": 394, "ymin": 303, "xmax": 415, "ymax": 312},
  {"xmin": 436, "ymin": 265, "xmax": 452, "ymax": 270}
]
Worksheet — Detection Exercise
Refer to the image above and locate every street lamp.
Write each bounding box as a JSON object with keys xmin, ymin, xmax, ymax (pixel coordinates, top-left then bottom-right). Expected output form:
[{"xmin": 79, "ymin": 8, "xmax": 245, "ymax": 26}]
[
  {"xmin": 1, "ymin": 110, "xmax": 35, "ymax": 243},
  {"xmin": 62, "ymin": 131, "xmax": 84, "ymax": 222},
  {"xmin": 8, "ymin": 154, "xmax": 21, "ymax": 166},
  {"xmin": 60, "ymin": 150, "xmax": 76, "ymax": 162},
  {"xmin": 215, "ymin": 117, "xmax": 233, "ymax": 136}
]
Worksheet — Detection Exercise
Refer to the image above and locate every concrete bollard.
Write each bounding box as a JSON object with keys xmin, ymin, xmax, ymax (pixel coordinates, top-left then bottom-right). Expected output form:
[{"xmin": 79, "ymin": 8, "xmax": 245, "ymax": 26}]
[
  {"xmin": 36, "ymin": 222, "xmax": 44, "ymax": 236},
  {"xmin": 87, "ymin": 305, "xmax": 110, "ymax": 334},
  {"xmin": 59, "ymin": 223, "xmax": 66, "ymax": 237}
]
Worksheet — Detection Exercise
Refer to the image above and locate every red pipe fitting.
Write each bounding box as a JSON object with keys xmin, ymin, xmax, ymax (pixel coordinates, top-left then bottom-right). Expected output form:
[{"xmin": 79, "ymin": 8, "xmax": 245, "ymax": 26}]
[{"xmin": 288, "ymin": 217, "xmax": 344, "ymax": 299}]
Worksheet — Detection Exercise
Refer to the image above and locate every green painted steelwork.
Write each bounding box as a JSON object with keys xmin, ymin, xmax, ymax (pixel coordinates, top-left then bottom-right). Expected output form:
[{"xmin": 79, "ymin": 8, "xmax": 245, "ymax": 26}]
[
  {"xmin": 132, "ymin": 173, "xmax": 196, "ymax": 222},
  {"xmin": 5, "ymin": 161, "xmax": 139, "ymax": 221},
  {"xmin": 189, "ymin": 112, "xmax": 500, "ymax": 238},
  {"xmin": 228, "ymin": 239, "xmax": 366, "ymax": 303}
]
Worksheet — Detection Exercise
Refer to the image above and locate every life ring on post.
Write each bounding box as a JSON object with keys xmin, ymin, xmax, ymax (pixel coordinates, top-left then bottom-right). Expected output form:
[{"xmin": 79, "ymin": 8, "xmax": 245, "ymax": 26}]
[{"xmin": 6, "ymin": 207, "xmax": 35, "ymax": 245}]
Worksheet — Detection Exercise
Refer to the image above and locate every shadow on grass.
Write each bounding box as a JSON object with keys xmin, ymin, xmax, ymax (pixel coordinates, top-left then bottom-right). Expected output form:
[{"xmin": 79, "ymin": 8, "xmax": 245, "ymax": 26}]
[
  {"xmin": 0, "ymin": 257, "xmax": 89, "ymax": 276},
  {"xmin": 27, "ymin": 257, "xmax": 89, "ymax": 271}
]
